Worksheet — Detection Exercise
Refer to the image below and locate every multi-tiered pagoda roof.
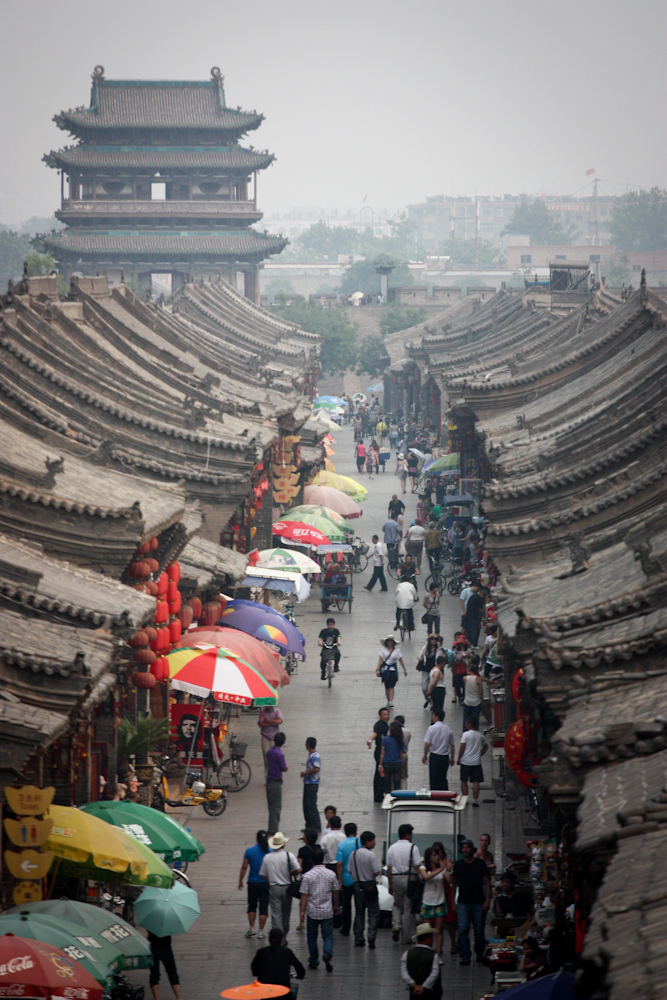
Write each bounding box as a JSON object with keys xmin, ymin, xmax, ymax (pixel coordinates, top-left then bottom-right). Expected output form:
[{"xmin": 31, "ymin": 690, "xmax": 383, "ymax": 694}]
[{"xmin": 41, "ymin": 67, "xmax": 286, "ymax": 295}]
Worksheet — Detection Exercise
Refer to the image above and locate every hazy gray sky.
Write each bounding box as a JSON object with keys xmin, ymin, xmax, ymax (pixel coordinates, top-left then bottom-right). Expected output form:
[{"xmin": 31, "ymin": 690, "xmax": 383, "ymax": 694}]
[{"xmin": 1, "ymin": 0, "xmax": 665, "ymax": 224}]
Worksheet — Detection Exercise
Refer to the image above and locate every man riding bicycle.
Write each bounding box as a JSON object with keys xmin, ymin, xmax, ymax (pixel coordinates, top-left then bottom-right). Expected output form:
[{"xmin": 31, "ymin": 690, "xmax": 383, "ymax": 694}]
[
  {"xmin": 397, "ymin": 553, "xmax": 419, "ymax": 589},
  {"xmin": 318, "ymin": 618, "xmax": 341, "ymax": 680},
  {"xmin": 394, "ymin": 580, "xmax": 418, "ymax": 634},
  {"xmin": 382, "ymin": 513, "xmax": 402, "ymax": 570}
]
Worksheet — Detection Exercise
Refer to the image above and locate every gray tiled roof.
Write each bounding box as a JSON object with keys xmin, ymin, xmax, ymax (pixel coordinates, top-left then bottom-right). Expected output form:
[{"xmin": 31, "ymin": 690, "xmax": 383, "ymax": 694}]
[
  {"xmin": 41, "ymin": 232, "xmax": 288, "ymax": 260},
  {"xmin": 44, "ymin": 147, "xmax": 274, "ymax": 171}
]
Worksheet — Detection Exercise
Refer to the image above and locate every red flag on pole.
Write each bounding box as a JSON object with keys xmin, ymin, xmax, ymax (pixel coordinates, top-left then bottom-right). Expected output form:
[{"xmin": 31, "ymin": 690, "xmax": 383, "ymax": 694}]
[
  {"xmin": 362, "ymin": 193, "xmax": 368, "ymax": 203},
  {"xmin": 586, "ymin": 168, "xmax": 595, "ymax": 176}
]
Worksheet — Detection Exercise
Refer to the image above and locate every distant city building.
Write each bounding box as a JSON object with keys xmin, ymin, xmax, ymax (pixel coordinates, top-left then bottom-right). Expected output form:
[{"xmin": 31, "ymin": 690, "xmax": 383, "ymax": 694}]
[
  {"xmin": 41, "ymin": 66, "xmax": 286, "ymax": 300},
  {"xmin": 262, "ymin": 204, "xmax": 401, "ymax": 241},
  {"xmin": 408, "ymin": 194, "xmax": 614, "ymax": 250}
]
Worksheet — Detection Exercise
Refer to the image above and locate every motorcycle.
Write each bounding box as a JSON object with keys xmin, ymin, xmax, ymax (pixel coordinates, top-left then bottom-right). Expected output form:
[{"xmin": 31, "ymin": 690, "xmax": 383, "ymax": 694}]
[{"xmin": 152, "ymin": 753, "xmax": 227, "ymax": 816}]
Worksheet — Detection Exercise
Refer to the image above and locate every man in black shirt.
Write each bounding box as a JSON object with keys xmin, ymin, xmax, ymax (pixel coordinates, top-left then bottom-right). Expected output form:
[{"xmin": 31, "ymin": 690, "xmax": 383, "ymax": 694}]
[
  {"xmin": 462, "ymin": 583, "xmax": 484, "ymax": 647},
  {"xmin": 318, "ymin": 618, "xmax": 341, "ymax": 679},
  {"xmin": 446, "ymin": 838, "xmax": 490, "ymax": 965},
  {"xmin": 366, "ymin": 707, "xmax": 390, "ymax": 802},
  {"xmin": 388, "ymin": 494, "xmax": 406, "ymax": 520},
  {"xmin": 251, "ymin": 928, "xmax": 306, "ymax": 990}
]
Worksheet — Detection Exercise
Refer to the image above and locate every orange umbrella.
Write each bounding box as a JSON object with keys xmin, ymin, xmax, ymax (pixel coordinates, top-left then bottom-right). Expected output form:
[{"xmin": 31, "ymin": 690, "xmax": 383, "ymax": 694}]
[
  {"xmin": 303, "ymin": 484, "xmax": 363, "ymax": 518},
  {"xmin": 221, "ymin": 982, "xmax": 290, "ymax": 999},
  {"xmin": 177, "ymin": 627, "xmax": 290, "ymax": 687}
]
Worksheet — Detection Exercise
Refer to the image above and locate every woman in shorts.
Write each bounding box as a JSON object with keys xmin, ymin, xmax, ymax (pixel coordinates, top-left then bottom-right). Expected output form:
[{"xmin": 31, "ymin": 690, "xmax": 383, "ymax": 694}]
[
  {"xmin": 238, "ymin": 830, "xmax": 270, "ymax": 938},
  {"xmin": 419, "ymin": 845, "xmax": 448, "ymax": 958}
]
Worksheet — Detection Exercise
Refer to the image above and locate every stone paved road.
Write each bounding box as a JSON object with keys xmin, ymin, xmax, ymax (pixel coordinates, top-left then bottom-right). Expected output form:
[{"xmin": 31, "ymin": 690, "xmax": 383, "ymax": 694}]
[{"xmin": 131, "ymin": 421, "xmax": 499, "ymax": 999}]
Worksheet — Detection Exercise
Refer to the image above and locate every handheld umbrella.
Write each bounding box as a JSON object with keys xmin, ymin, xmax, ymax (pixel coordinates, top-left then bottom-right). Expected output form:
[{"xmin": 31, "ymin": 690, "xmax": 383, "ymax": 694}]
[
  {"xmin": 6, "ymin": 899, "xmax": 152, "ymax": 971},
  {"xmin": 0, "ymin": 934, "xmax": 104, "ymax": 999},
  {"xmin": 134, "ymin": 882, "xmax": 200, "ymax": 937}
]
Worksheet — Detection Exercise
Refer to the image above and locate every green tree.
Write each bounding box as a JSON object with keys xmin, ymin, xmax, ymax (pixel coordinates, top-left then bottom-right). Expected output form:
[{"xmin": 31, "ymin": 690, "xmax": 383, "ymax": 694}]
[
  {"xmin": 608, "ymin": 187, "xmax": 667, "ymax": 252},
  {"xmin": 25, "ymin": 250, "xmax": 56, "ymax": 276},
  {"xmin": 338, "ymin": 258, "xmax": 414, "ymax": 296},
  {"xmin": 602, "ymin": 253, "xmax": 631, "ymax": 286},
  {"xmin": 298, "ymin": 221, "xmax": 361, "ymax": 258},
  {"xmin": 356, "ymin": 333, "xmax": 389, "ymax": 376},
  {"xmin": 379, "ymin": 304, "xmax": 427, "ymax": 337},
  {"xmin": 437, "ymin": 237, "xmax": 499, "ymax": 266},
  {"xmin": 271, "ymin": 296, "xmax": 358, "ymax": 374},
  {"xmin": 0, "ymin": 229, "xmax": 32, "ymax": 289},
  {"xmin": 503, "ymin": 198, "xmax": 577, "ymax": 244}
]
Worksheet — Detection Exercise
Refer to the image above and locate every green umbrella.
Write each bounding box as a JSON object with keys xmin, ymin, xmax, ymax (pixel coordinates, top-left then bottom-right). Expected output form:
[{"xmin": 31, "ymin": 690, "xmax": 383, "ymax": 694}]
[
  {"xmin": 79, "ymin": 801, "xmax": 205, "ymax": 866},
  {"xmin": 0, "ymin": 911, "xmax": 122, "ymax": 986},
  {"xmin": 8, "ymin": 900, "xmax": 152, "ymax": 971},
  {"xmin": 424, "ymin": 452, "xmax": 460, "ymax": 473},
  {"xmin": 281, "ymin": 505, "xmax": 354, "ymax": 537},
  {"xmin": 134, "ymin": 882, "xmax": 201, "ymax": 937},
  {"xmin": 278, "ymin": 510, "xmax": 347, "ymax": 542}
]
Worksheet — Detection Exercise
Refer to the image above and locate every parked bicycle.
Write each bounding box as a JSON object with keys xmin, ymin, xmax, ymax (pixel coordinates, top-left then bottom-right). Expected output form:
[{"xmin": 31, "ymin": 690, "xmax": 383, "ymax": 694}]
[
  {"xmin": 424, "ymin": 557, "xmax": 447, "ymax": 595},
  {"xmin": 205, "ymin": 728, "xmax": 252, "ymax": 792},
  {"xmin": 348, "ymin": 536, "xmax": 370, "ymax": 574}
]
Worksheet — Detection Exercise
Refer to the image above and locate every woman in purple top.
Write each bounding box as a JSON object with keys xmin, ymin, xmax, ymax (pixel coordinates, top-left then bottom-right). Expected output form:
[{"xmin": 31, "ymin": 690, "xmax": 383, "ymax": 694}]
[{"xmin": 258, "ymin": 706, "xmax": 283, "ymax": 774}]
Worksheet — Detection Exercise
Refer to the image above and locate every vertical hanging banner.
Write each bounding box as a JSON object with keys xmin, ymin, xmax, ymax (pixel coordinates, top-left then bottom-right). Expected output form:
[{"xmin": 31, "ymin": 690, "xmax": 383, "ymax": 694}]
[{"xmin": 4, "ymin": 786, "xmax": 56, "ymax": 904}]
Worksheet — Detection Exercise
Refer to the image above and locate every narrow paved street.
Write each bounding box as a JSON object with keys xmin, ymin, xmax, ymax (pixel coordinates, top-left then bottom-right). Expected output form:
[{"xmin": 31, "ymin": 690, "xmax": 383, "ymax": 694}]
[{"xmin": 137, "ymin": 421, "xmax": 499, "ymax": 999}]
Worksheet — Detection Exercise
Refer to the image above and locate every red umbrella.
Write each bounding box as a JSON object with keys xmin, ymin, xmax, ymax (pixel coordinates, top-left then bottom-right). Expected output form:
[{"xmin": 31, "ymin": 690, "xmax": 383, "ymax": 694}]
[
  {"xmin": 272, "ymin": 520, "xmax": 332, "ymax": 547},
  {"xmin": 0, "ymin": 934, "xmax": 104, "ymax": 998},
  {"xmin": 177, "ymin": 627, "xmax": 290, "ymax": 687}
]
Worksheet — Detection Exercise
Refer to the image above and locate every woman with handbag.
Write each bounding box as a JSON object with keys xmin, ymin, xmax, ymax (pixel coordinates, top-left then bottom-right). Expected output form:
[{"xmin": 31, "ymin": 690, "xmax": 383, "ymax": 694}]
[
  {"xmin": 416, "ymin": 633, "xmax": 443, "ymax": 709},
  {"xmin": 378, "ymin": 720, "xmax": 406, "ymax": 792},
  {"xmin": 376, "ymin": 636, "xmax": 407, "ymax": 709},
  {"xmin": 419, "ymin": 846, "xmax": 449, "ymax": 959},
  {"xmin": 432, "ymin": 842, "xmax": 458, "ymax": 954}
]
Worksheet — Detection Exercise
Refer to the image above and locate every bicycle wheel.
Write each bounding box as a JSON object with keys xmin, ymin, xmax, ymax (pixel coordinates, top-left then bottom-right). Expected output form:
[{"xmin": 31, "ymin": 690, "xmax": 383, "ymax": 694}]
[
  {"xmin": 425, "ymin": 573, "xmax": 447, "ymax": 595},
  {"xmin": 327, "ymin": 661, "xmax": 333, "ymax": 688},
  {"xmin": 217, "ymin": 757, "xmax": 252, "ymax": 792},
  {"xmin": 399, "ymin": 614, "xmax": 406, "ymax": 642},
  {"xmin": 334, "ymin": 599, "xmax": 347, "ymax": 611},
  {"xmin": 352, "ymin": 554, "xmax": 368, "ymax": 574},
  {"xmin": 447, "ymin": 578, "xmax": 460, "ymax": 595},
  {"xmin": 387, "ymin": 562, "xmax": 399, "ymax": 580}
]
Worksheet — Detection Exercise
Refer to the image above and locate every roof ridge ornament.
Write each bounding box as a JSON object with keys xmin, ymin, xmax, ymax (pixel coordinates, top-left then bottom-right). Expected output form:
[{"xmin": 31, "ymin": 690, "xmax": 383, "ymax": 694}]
[
  {"xmin": 211, "ymin": 66, "xmax": 226, "ymax": 109},
  {"xmin": 92, "ymin": 65, "xmax": 105, "ymax": 80}
]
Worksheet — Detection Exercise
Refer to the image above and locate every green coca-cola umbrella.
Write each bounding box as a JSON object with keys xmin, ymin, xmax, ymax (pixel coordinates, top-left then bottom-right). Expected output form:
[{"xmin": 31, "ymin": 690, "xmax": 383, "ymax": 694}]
[
  {"xmin": 79, "ymin": 800, "xmax": 205, "ymax": 866},
  {"xmin": 280, "ymin": 505, "xmax": 353, "ymax": 538}
]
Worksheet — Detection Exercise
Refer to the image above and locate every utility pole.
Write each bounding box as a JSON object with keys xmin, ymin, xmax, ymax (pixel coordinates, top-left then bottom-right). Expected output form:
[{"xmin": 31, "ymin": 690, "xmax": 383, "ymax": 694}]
[{"xmin": 475, "ymin": 199, "xmax": 479, "ymax": 266}]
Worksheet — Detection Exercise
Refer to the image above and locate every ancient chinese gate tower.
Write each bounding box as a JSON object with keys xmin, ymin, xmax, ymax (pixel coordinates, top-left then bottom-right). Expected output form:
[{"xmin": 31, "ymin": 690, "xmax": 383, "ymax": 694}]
[{"xmin": 43, "ymin": 66, "xmax": 286, "ymax": 300}]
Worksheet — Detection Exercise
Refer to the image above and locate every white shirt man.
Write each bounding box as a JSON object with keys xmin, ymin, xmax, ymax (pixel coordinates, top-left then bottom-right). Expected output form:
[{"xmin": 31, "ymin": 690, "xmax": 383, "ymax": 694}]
[
  {"xmin": 321, "ymin": 826, "xmax": 346, "ymax": 866},
  {"xmin": 349, "ymin": 835, "xmax": 381, "ymax": 947},
  {"xmin": 395, "ymin": 581, "xmax": 418, "ymax": 609},
  {"xmin": 387, "ymin": 827, "xmax": 422, "ymax": 944},
  {"xmin": 373, "ymin": 540, "xmax": 384, "ymax": 566},
  {"xmin": 422, "ymin": 711, "xmax": 456, "ymax": 792}
]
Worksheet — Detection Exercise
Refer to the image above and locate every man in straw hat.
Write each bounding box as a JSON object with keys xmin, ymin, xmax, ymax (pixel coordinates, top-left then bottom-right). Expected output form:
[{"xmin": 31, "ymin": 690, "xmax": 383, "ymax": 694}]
[
  {"xmin": 401, "ymin": 922, "xmax": 442, "ymax": 999},
  {"xmin": 259, "ymin": 832, "xmax": 301, "ymax": 943}
]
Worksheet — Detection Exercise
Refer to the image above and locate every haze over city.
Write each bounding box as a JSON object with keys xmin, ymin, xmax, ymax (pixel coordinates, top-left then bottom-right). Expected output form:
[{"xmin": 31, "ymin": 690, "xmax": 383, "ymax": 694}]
[{"xmin": 0, "ymin": 0, "xmax": 665, "ymax": 225}]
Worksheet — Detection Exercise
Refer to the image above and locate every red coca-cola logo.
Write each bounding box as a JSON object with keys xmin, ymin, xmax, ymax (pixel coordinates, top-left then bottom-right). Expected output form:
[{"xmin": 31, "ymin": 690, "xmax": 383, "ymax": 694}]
[
  {"xmin": 0, "ymin": 956, "xmax": 34, "ymax": 976},
  {"xmin": 0, "ymin": 982, "xmax": 28, "ymax": 995}
]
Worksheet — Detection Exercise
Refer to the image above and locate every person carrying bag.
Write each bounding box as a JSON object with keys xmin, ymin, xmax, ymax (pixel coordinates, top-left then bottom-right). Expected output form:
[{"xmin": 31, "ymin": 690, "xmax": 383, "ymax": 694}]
[
  {"xmin": 351, "ymin": 832, "xmax": 381, "ymax": 947},
  {"xmin": 407, "ymin": 842, "xmax": 424, "ymax": 915}
]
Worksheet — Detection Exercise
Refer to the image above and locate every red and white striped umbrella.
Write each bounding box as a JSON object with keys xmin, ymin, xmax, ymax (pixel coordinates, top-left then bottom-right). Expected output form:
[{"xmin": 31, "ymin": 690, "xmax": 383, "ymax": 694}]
[{"xmin": 166, "ymin": 647, "xmax": 278, "ymax": 706}]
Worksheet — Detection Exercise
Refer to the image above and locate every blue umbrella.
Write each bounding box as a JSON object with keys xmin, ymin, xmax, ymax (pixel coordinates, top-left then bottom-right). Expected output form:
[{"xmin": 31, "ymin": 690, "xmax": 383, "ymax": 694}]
[
  {"xmin": 219, "ymin": 598, "xmax": 306, "ymax": 661},
  {"xmin": 502, "ymin": 972, "xmax": 575, "ymax": 1000},
  {"xmin": 314, "ymin": 395, "xmax": 346, "ymax": 405},
  {"xmin": 366, "ymin": 382, "xmax": 384, "ymax": 393}
]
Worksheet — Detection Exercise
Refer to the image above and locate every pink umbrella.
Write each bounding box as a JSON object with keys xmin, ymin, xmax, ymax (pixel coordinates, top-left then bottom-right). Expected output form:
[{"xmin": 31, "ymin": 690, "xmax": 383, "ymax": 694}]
[
  {"xmin": 177, "ymin": 626, "xmax": 290, "ymax": 687},
  {"xmin": 304, "ymin": 484, "xmax": 363, "ymax": 518}
]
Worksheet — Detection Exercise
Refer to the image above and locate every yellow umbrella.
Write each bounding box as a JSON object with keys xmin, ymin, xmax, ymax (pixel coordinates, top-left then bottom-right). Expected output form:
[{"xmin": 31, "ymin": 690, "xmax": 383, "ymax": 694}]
[
  {"xmin": 309, "ymin": 469, "xmax": 368, "ymax": 500},
  {"xmin": 324, "ymin": 458, "xmax": 337, "ymax": 471},
  {"xmin": 46, "ymin": 805, "xmax": 149, "ymax": 877}
]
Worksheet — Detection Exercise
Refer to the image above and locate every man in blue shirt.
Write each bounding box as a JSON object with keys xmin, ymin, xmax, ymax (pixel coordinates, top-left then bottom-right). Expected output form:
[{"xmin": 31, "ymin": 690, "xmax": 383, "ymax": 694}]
[
  {"xmin": 335, "ymin": 822, "xmax": 360, "ymax": 937},
  {"xmin": 301, "ymin": 737, "xmax": 321, "ymax": 832},
  {"xmin": 382, "ymin": 515, "xmax": 401, "ymax": 569},
  {"xmin": 266, "ymin": 732, "xmax": 288, "ymax": 836}
]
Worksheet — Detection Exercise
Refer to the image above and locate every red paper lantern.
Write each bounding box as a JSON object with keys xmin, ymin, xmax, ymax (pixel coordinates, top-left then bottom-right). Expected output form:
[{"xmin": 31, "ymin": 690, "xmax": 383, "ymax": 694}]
[
  {"xmin": 186, "ymin": 597, "xmax": 202, "ymax": 619},
  {"xmin": 150, "ymin": 657, "xmax": 170, "ymax": 682},
  {"xmin": 144, "ymin": 626, "xmax": 157, "ymax": 641},
  {"xmin": 156, "ymin": 573, "xmax": 168, "ymax": 596},
  {"xmin": 168, "ymin": 592, "xmax": 182, "ymax": 615},
  {"xmin": 167, "ymin": 562, "xmax": 181, "ymax": 583},
  {"xmin": 128, "ymin": 630, "xmax": 149, "ymax": 649},
  {"xmin": 203, "ymin": 601, "xmax": 221, "ymax": 626},
  {"xmin": 128, "ymin": 561, "xmax": 149, "ymax": 579},
  {"xmin": 155, "ymin": 600, "xmax": 169, "ymax": 624},
  {"xmin": 150, "ymin": 536, "xmax": 159, "ymax": 550},
  {"xmin": 133, "ymin": 670, "xmax": 156, "ymax": 690},
  {"xmin": 177, "ymin": 605, "xmax": 194, "ymax": 630},
  {"xmin": 146, "ymin": 558, "xmax": 159, "ymax": 575},
  {"xmin": 145, "ymin": 581, "xmax": 159, "ymax": 597},
  {"xmin": 167, "ymin": 581, "xmax": 179, "ymax": 604},
  {"xmin": 169, "ymin": 619, "xmax": 182, "ymax": 644},
  {"xmin": 511, "ymin": 668, "xmax": 525, "ymax": 704},
  {"xmin": 133, "ymin": 647, "xmax": 156, "ymax": 665}
]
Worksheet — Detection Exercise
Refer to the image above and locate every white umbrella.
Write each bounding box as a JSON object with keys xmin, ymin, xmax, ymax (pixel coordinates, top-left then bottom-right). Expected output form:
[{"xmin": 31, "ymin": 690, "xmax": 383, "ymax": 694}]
[
  {"xmin": 256, "ymin": 548, "xmax": 321, "ymax": 574},
  {"xmin": 409, "ymin": 448, "xmax": 426, "ymax": 459}
]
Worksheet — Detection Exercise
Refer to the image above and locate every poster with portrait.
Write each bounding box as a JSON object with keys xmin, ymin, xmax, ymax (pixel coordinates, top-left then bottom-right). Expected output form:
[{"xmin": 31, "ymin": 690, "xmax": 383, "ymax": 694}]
[{"xmin": 169, "ymin": 704, "xmax": 206, "ymax": 764}]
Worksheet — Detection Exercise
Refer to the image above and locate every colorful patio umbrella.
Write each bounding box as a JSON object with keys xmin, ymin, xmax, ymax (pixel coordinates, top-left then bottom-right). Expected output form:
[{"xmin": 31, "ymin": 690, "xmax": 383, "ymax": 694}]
[
  {"xmin": 8, "ymin": 900, "xmax": 152, "ymax": 971},
  {"xmin": 309, "ymin": 469, "xmax": 368, "ymax": 500},
  {"xmin": 255, "ymin": 547, "xmax": 321, "ymax": 574},
  {"xmin": 218, "ymin": 598, "xmax": 306, "ymax": 661},
  {"xmin": 324, "ymin": 444, "xmax": 335, "ymax": 457},
  {"xmin": 167, "ymin": 647, "xmax": 278, "ymax": 706},
  {"xmin": 423, "ymin": 452, "xmax": 460, "ymax": 473},
  {"xmin": 134, "ymin": 882, "xmax": 200, "ymax": 937},
  {"xmin": 278, "ymin": 511, "xmax": 347, "ymax": 542},
  {"xmin": 79, "ymin": 801, "xmax": 205, "ymax": 866},
  {"xmin": 303, "ymin": 485, "xmax": 362, "ymax": 518},
  {"xmin": 272, "ymin": 520, "xmax": 332, "ymax": 547},
  {"xmin": 0, "ymin": 911, "xmax": 121, "ymax": 986},
  {"xmin": 366, "ymin": 382, "xmax": 384, "ymax": 392},
  {"xmin": 221, "ymin": 983, "xmax": 290, "ymax": 999},
  {"xmin": 307, "ymin": 412, "xmax": 339, "ymax": 432},
  {"xmin": 177, "ymin": 626, "xmax": 289, "ymax": 687},
  {"xmin": 0, "ymin": 935, "xmax": 104, "ymax": 999},
  {"xmin": 45, "ymin": 805, "xmax": 174, "ymax": 888}
]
